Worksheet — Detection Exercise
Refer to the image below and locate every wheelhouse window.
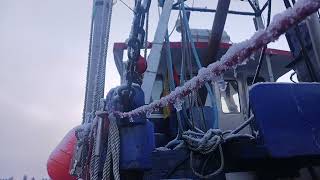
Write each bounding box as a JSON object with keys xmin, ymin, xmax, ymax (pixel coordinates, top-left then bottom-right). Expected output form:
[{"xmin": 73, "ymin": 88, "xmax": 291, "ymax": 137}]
[{"xmin": 219, "ymin": 81, "xmax": 241, "ymax": 113}]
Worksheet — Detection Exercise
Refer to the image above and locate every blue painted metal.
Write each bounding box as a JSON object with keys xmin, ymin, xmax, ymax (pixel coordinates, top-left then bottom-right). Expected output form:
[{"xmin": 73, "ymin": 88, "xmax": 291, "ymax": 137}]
[
  {"xmin": 250, "ymin": 83, "xmax": 320, "ymax": 158},
  {"xmin": 120, "ymin": 120, "xmax": 155, "ymax": 170},
  {"xmin": 131, "ymin": 85, "xmax": 145, "ymax": 109},
  {"xmin": 190, "ymin": 106, "xmax": 217, "ymax": 131},
  {"xmin": 119, "ymin": 84, "xmax": 155, "ymax": 170}
]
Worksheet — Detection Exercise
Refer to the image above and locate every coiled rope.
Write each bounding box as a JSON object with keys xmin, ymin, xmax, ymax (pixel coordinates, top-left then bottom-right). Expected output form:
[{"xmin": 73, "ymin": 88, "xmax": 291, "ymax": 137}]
[
  {"xmin": 182, "ymin": 129, "xmax": 254, "ymax": 179},
  {"xmin": 182, "ymin": 129, "xmax": 224, "ymax": 179}
]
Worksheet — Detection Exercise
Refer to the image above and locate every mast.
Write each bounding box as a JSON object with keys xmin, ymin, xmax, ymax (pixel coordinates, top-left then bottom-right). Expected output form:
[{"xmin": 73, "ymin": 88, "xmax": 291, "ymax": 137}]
[
  {"xmin": 204, "ymin": 0, "xmax": 231, "ymax": 66},
  {"xmin": 83, "ymin": 0, "xmax": 113, "ymax": 123}
]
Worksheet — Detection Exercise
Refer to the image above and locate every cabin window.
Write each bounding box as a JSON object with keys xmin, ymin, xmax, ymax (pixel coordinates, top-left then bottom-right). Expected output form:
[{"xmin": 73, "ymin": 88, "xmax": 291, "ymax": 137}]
[
  {"xmin": 219, "ymin": 81, "xmax": 241, "ymax": 113},
  {"xmin": 151, "ymin": 76, "xmax": 163, "ymax": 102}
]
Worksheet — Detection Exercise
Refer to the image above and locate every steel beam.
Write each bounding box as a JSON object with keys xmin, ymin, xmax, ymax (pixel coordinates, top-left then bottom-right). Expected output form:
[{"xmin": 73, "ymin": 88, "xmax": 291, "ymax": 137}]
[
  {"xmin": 171, "ymin": 6, "xmax": 256, "ymax": 16},
  {"xmin": 204, "ymin": 0, "xmax": 231, "ymax": 66},
  {"xmin": 141, "ymin": 0, "xmax": 174, "ymax": 104}
]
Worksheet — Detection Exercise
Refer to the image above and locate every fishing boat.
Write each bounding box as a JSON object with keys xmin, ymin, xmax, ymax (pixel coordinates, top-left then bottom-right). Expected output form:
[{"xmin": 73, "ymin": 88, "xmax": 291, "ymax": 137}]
[{"xmin": 47, "ymin": 0, "xmax": 320, "ymax": 179}]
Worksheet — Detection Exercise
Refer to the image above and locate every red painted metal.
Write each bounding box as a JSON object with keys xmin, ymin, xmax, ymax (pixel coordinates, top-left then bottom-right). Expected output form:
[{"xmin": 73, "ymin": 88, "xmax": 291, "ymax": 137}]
[{"xmin": 113, "ymin": 42, "xmax": 292, "ymax": 57}]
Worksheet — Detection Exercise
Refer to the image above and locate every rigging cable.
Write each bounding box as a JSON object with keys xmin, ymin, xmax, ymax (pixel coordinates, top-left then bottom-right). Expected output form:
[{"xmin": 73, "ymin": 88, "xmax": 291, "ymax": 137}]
[
  {"xmin": 251, "ymin": 0, "xmax": 272, "ymax": 85},
  {"xmin": 290, "ymin": 71, "xmax": 298, "ymax": 83},
  {"xmin": 180, "ymin": 1, "xmax": 219, "ymax": 128},
  {"xmin": 119, "ymin": 0, "xmax": 135, "ymax": 13},
  {"xmin": 82, "ymin": 3, "xmax": 96, "ymax": 123},
  {"xmin": 144, "ymin": 11, "xmax": 149, "ymax": 59},
  {"xmin": 95, "ymin": 0, "xmax": 114, "ymax": 114},
  {"xmin": 164, "ymin": 32, "xmax": 184, "ymax": 137}
]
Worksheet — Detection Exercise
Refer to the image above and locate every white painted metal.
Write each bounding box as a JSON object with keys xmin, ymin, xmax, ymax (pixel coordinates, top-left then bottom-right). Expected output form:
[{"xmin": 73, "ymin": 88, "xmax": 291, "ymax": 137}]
[{"xmin": 141, "ymin": 0, "xmax": 174, "ymax": 104}]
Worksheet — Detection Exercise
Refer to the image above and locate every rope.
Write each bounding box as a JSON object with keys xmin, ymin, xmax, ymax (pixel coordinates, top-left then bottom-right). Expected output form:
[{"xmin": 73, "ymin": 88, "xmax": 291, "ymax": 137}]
[
  {"xmin": 182, "ymin": 129, "xmax": 224, "ymax": 178},
  {"xmin": 118, "ymin": 0, "xmax": 320, "ymax": 118},
  {"xmin": 89, "ymin": 122, "xmax": 98, "ymax": 180},
  {"xmin": 82, "ymin": 1, "xmax": 96, "ymax": 123},
  {"xmin": 182, "ymin": 129, "xmax": 254, "ymax": 179},
  {"xmin": 183, "ymin": 129, "xmax": 223, "ymax": 154},
  {"xmin": 102, "ymin": 114, "xmax": 120, "ymax": 180},
  {"xmin": 94, "ymin": 0, "xmax": 114, "ymax": 115}
]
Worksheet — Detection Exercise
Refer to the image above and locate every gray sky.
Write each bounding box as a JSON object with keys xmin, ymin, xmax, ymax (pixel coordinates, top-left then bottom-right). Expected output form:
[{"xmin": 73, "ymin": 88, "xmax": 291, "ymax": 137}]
[{"xmin": 0, "ymin": 0, "xmax": 289, "ymax": 179}]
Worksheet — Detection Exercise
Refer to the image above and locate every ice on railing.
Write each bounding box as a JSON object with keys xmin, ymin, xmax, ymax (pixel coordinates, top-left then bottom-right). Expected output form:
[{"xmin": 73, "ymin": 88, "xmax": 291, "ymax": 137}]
[
  {"xmin": 118, "ymin": 0, "xmax": 320, "ymax": 118},
  {"xmin": 173, "ymin": 98, "xmax": 184, "ymax": 112},
  {"xmin": 217, "ymin": 75, "xmax": 227, "ymax": 92}
]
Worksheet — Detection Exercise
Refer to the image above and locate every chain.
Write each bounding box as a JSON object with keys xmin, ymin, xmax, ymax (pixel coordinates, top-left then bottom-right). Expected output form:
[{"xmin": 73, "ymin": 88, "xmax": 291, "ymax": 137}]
[
  {"xmin": 125, "ymin": 0, "xmax": 151, "ymax": 87},
  {"xmin": 117, "ymin": 0, "xmax": 151, "ymax": 112}
]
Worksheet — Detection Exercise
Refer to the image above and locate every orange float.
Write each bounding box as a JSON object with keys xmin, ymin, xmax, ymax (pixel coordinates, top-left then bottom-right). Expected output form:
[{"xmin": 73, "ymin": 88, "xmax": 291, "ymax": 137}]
[{"xmin": 47, "ymin": 126, "xmax": 78, "ymax": 180}]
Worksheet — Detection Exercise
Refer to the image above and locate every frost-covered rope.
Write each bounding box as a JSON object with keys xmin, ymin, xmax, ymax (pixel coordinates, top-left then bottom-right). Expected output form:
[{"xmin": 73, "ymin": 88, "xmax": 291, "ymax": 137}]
[
  {"xmin": 182, "ymin": 129, "xmax": 254, "ymax": 178},
  {"xmin": 183, "ymin": 129, "xmax": 223, "ymax": 154},
  {"xmin": 102, "ymin": 114, "xmax": 120, "ymax": 180},
  {"xmin": 182, "ymin": 129, "xmax": 224, "ymax": 178},
  {"xmin": 118, "ymin": 0, "xmax": 320, "ymax": 118},
  {"xmin": 94, "ymin": 0, "xmax": 113, "ymax": 116}
]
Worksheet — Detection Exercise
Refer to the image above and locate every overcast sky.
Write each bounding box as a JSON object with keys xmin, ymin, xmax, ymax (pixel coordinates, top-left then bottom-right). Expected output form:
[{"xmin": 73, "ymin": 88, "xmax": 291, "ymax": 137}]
[{"xmin": 0, "ymin": 0, "xmax": 290, "ymax": 179}]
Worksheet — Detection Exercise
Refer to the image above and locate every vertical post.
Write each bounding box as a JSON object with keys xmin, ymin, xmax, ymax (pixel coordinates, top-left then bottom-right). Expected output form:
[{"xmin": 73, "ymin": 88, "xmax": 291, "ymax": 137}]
[
  {"xmin": 204, "ymin": 0, "xmax": 231, "ymax": 66},
  {"xmin": 83, "ymin": 0, "xmax": 113, "ymax": 123},
  {"xmin": 253, "ymin": 0, "xmax": 275, "ymax": 82},
  {"xmin": 305, "ymin": 13, "xmax": 320, "ymax": 73}
]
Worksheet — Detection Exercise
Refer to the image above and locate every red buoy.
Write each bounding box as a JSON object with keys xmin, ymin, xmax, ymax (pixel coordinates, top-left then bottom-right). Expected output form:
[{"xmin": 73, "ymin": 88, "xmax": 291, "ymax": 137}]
[
  {"xmin": 136, "ymin": 55, "xmax": 147, "ymax": 74},
  {"xmin": 47, "ymin": 126, "xmax": 78, "ymax": 180}
]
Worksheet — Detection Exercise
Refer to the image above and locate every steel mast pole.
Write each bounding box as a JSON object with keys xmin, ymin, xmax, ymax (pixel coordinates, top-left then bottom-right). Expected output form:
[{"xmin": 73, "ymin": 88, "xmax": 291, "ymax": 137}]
[
  {"xmin": 204, "ymin": 0, "xmax": 231, "ymax": 66},
  {"xmin": 83, "ymin": 0, "xmax": 113, "ymax": 123}
]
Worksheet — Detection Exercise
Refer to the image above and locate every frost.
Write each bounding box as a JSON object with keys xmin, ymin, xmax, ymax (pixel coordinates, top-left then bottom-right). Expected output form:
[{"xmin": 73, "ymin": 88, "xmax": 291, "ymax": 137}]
[
  {"xmin": 129, "ymin": 117, "xmax": 134, "ymax": 122},
  {"xmin": 217, "ymin": 78, "xmax": 227, "ymax": 92},
  {"xmin": 233, "ymin": 67, "xmax": 238, "ymax": 78},
  {"xmin": 173, "ymin": 98, "xmax": 184, "ymax": 112},
  {"xmin": 119, "ymin": 0, "xmax": 320, "ymax": 118},
  {"xmin": 155, "ymin": 147, "xmax": 171, "ymax": 151},
  {"xmin": 146, "ymin": 110, "xmax": 153, "ymax": 117}
]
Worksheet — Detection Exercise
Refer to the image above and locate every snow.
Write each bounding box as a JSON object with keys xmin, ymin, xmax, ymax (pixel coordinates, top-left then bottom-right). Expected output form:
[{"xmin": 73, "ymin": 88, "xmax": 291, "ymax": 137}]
[{"xmin": 118, "ymin": 0, "xmax": 320, "ymax": 118}]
